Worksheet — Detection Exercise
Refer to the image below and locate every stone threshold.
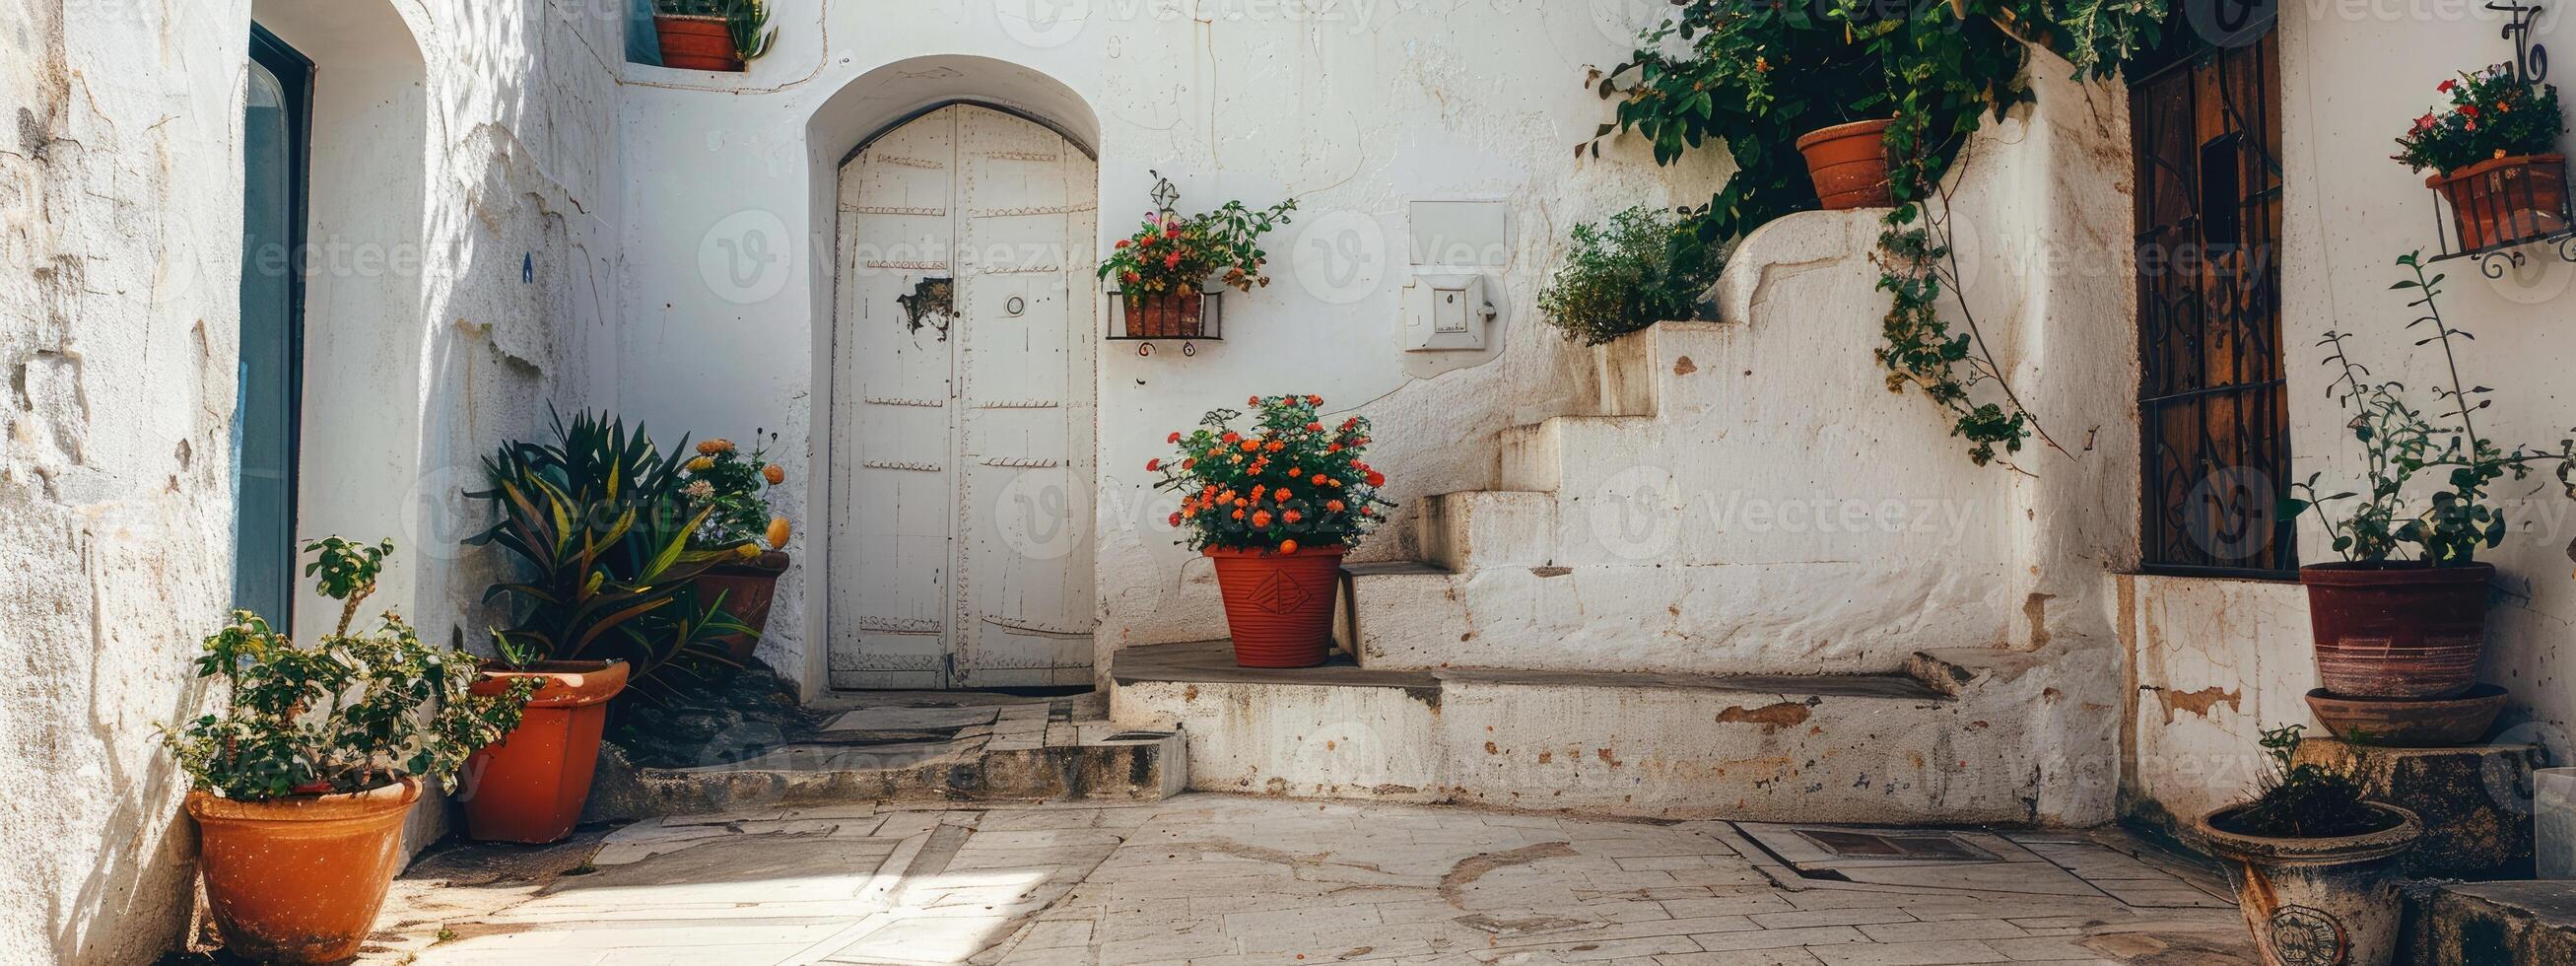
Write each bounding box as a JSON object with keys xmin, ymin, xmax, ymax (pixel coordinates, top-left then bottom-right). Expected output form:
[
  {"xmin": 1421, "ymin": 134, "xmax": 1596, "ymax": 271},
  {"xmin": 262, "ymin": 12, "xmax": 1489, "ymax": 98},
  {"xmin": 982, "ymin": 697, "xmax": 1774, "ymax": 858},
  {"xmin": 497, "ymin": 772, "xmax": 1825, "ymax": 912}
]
[{"xmin": 1110, "ymin": 638, "xmax": 1950, "ymax": 702}]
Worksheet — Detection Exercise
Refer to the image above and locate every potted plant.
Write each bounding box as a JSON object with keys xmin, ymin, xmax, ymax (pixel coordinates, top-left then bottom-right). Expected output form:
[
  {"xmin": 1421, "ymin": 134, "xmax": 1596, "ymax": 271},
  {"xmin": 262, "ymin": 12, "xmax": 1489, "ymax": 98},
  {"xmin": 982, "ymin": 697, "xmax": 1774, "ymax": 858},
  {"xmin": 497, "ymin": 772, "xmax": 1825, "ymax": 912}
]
[
  {"xmin": 650, "ymin": 0, "xmax": 777, "ymax": 73},
  {"xmin": 1151, "ymin": 394, "xmax": 1392, "ymax": 667},
  {"xmin": 1536, "ymin": 205, "xmax": 1727, "ymax": 344},
  {"xmin": 1098, "ymin": 174, "xmax": 1297, "ymax": 338},
  {"xmin": 2282, "ymin": 253, "xmax": 2576, "ymax": 710},
  {"xmin": 2394, "ymin": 65, "xmax": 2567, "ymax": 251},
  {"xmin": 162, "ymin": 538, "xmax": 535, "ymax": 963},
  {"xmin": 679, "ymin": 434, "xmax": 794, "ymax": 663},
  {"xmin": 463, "ymin": 408, "xmax": 748, "ymax": 843},
  {"xmin": 2188, "ymin": 725, "xmax": 2422, "ymax": 966}
]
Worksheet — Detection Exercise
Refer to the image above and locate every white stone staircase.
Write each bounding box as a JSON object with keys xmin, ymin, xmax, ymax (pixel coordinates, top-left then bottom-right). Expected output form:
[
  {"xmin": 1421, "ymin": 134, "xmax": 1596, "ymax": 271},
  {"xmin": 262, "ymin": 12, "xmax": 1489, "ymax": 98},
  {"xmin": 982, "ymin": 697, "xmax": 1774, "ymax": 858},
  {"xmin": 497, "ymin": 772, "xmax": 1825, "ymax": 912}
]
[{"xmin": 1115, "ymin": 209, "xmax": 2101, "ymax": 825}]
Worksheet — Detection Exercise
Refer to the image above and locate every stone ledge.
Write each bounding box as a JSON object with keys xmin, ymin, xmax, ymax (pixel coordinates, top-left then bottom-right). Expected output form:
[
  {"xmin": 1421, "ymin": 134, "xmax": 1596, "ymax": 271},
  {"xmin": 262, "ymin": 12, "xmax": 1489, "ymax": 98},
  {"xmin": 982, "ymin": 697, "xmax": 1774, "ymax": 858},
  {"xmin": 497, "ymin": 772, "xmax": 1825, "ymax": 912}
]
[{"xmin": 2407, "ymin": 880, "xmax": 2576, "ymax": 966}]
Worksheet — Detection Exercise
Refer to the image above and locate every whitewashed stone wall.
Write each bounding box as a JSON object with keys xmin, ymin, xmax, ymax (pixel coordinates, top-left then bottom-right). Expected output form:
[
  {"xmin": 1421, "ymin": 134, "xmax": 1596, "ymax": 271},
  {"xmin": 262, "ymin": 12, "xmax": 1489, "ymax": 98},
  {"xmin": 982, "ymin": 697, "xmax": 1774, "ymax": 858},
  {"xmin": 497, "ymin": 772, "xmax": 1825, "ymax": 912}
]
[{"xmin": 0, "ymin": 1, "xmax": 621, "ymax": 961}]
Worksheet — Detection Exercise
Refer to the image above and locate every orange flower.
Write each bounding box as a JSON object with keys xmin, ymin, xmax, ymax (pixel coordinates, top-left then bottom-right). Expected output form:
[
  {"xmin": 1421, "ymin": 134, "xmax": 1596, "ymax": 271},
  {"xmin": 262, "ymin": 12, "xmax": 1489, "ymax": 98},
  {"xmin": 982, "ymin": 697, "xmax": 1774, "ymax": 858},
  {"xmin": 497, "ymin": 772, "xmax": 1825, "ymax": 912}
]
[
  {"xmin": 1274, "ymin": 490, "xmax": 1292, "ymax": 504},
  {"xmin": 1252, "ymin": 510, "xmax": 1272, "ymax": 527},
  {"xmin": 1327, "ymin": 500, "xmax": 1345, "ymax": 512},
  {"xmin": 1312, "ymin": 474, "xmax": 1327, "ymax": 485},
  {"xmin": 766, "ymin": 517, "xmax": 792, "ymax": 548},
  {"xmin": 1222, "ymin": 432, "xmax": 1241, "ymax": 444},
  {"xmin": 1182, "ymin": 458, "xmax": 1195, "ymax": 470},
  {"xmin": 1284, "ymin": 510, "xmax": 1303, "ymax": 523},
  {"xmin": 1264, "ymin": 441, "xmax": 1285, "ymax": 452},
  {"xmin": 1251, "ymin": 485, "xmax": 1267, "ymax": 500},
  {"xmin": 1305, "ymin": 395, "xmax": 1322, "ymax": 405},
  {"xmin": 1232, "ymin": 509, "xmax": 1246, "ymax": 519},
  {"xmin": 1242, "ymin": 440, "xmax": 1261, "ymax": 452},
  {"xmin": 763, "ymin": 464, "xmax": 785, "ymax": 485},
  {"xmin": 1280, "ymin": 538, "xmax": 1300, "ymax": 554}
]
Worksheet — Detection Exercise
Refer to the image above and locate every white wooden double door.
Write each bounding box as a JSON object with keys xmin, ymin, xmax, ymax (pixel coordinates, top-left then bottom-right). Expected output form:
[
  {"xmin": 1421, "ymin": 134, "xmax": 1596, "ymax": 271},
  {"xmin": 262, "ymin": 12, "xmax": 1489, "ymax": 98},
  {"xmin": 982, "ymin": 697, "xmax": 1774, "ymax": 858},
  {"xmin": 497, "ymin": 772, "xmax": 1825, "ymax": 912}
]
[{"xmin": 830, "ymin": 104, "xmax": 1098, "ymax": 689}]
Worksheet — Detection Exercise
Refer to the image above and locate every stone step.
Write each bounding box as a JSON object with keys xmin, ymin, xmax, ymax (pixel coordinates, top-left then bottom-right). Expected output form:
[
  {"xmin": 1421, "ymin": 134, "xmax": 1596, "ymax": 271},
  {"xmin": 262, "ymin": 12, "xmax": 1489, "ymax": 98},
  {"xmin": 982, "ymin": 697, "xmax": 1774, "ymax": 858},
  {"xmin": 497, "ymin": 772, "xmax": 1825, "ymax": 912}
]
[
  {"xmin": 1492, "ymin": 415, "xmax": 1654, "ymax": 494},
  {"xmin": 1343, "ymin": 559, "xmax": 2018, "ymax": 676},
  {"xmin": 1420, "ymin": 490, "xmax": 1558, "ymax": 571},
  {"xmin": 1108, "ymin": 639, "xmax": 2054, "ymax": 824},
  {"xmin": 580, "ymin": 702, "xmax": 1186, "ymax": 820},
  {"xmin": 2408, "ymin": 881, "xmax": 2576, "ymax": 965}
]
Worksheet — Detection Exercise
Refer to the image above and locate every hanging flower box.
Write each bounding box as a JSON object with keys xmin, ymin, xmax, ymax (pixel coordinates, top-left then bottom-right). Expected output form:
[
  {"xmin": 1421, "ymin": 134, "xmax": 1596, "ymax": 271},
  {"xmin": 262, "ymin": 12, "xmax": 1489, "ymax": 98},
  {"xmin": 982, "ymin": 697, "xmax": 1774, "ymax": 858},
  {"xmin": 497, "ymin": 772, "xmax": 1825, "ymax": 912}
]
[
  {"xmin": 1097, "ymin": 172, "xmax": 1293, "ymax": 346},
  {"xmin": 2428, "ymin": 153, "xmax": 2570, "ymax": 252},
  {"xmin": 2395, "ymin": 65, "xmax": 2570, "ymax": 253},
  {"xmin": 1109, "ymin": 290, "xmax": 1221, "ymax": 340}
]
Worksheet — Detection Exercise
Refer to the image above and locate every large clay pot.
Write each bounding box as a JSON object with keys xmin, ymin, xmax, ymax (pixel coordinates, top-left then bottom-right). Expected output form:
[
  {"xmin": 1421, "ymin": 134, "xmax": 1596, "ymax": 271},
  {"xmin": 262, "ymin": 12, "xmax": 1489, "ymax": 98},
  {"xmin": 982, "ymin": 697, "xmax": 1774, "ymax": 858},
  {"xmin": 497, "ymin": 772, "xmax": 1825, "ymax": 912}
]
[
  {"xmin": 1122, "ymin": 291, "xmax": 1204, "ymax": 338},
  {"xmin": 694, "ymin": 551, "xmax": 788, "ymax": 663},
  {"xmin": 2300, "ymin": 562, "xmax": 2491, "ymax": 699},
  {"xmin": 1206, "ymin": 545, "xmax": 1344, "ymax": 668},
  {"xmin": 2190, "ymin": 803, "xmax": 2421, "ymax": 966},
  {"xmin": 1795, "ymin": 118, "xmax": 1896, "ymax": 210},
  {"xmin": 461, "ymin": 660, "xmax": 629, "ymax": 844},
  {"xmin": 653, "ymin": 14, "xmax": 743, "ymax": 72},
  {"xmin": 186, "ymin": 778, "xmax": 422, "ymax": 963},
  {"xmin": 2428, "ymin": 153, "xmax": 2568, "ymax": 251}
]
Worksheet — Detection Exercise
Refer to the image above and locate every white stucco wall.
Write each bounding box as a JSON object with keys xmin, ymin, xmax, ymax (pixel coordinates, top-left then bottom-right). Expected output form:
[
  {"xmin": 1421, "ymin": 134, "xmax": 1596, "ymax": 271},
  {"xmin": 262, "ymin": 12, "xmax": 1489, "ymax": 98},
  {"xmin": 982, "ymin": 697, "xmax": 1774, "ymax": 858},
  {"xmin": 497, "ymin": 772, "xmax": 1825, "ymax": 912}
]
[
  {"xmin": 610, "ymin": 1, "xmax": 1726, "ymax": 696},
  {"xmin": 0, "ymin": 1, "xmax": 621, "ymax": 960},
  {"xmin": 2122, "ymin": 8, "xmax": 2576, "ymax": 827}
]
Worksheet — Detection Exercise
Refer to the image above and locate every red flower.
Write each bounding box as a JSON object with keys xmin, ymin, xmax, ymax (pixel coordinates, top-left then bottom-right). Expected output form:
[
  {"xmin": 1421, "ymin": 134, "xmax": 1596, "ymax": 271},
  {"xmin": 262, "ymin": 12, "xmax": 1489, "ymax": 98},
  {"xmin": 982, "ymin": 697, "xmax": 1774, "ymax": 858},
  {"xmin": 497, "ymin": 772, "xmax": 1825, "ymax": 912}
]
[
  {"xmin": 1306, "ymin": 394, "xmax": 1322, "ymax": 405},
  {"xmin": 1115, "ymin": 239, "xmax": 1132, "ymax": 248},
  {"xmin": 1121, "ymin": 270, "xmax": 1140, "ymax": 283},
  {"xmin": 1366, "ymin": 471, "xmax": 1386, "ymax": 487},
  {"xmin": 1222, "ymin": 432, "xmax": 1241, "ymax": 443},
  {"xmin": 2461, "ymin": 104, "xmax": 2481, "ymax": 117},
  {"xmin": 1164, "ymin": 251, "xmax": 1182, "ymax": 269},
  {"xmin": 1138, "ymin": 235, "xmax": 1154, "ymax": 247},
  {"xmin": 1249, "ymin": 395, "xmax": 1262, "ymax": 405},
  {"xmin": 1168, "ymin": 512, "xmax": 1184, "ymax": 526},
  {"xmin": 1146, "ymin": 458, "xmax": 1163, "ymax": 472},
  {"xmin": 1305, "ymin": 422, "xmax": 1323, "ymax": 432},
  {"xmin": 2440, "ymin": 78, "xmax": 2458, "ymax": 93}
]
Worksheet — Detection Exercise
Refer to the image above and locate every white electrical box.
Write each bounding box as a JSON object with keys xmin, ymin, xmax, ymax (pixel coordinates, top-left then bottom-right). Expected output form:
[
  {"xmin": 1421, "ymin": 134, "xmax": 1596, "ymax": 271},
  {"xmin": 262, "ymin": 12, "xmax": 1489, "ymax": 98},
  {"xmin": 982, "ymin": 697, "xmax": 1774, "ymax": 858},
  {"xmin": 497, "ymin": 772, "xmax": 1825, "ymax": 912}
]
[{"xmin": 1401, "ymin": 273, "xmax": 1497, "ymax": 352}]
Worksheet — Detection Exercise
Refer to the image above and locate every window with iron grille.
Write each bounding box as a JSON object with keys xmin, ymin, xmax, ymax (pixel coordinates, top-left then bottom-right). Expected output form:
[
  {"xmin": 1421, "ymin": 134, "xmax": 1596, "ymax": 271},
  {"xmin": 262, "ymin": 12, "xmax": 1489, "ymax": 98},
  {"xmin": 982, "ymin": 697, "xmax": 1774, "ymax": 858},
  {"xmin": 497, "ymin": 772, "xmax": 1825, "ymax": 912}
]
[{"xmin": 2131, "ymin": 18, "xmax": 2292, "ymax": 577}]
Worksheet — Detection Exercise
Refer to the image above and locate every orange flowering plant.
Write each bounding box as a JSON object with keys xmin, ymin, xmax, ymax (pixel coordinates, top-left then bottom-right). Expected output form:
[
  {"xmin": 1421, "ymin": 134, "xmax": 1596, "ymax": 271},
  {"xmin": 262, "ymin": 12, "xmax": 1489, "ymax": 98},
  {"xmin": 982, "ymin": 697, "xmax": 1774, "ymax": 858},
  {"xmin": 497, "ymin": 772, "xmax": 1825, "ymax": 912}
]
[{"xmin": 1151, "ymin": 394, "xmax": 1392, "ymax": 554}]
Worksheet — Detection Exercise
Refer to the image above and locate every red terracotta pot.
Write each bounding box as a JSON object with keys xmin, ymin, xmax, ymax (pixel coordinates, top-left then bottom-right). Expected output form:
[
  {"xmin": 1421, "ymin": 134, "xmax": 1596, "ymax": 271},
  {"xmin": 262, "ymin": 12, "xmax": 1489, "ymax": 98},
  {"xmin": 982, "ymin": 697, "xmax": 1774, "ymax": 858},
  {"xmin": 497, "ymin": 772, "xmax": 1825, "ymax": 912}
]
[
  {"xmin": 2301, "ymin": 562, "xmax": 2492, "ymax": 700},
  {"xmin": 694, "ymin": 551, "xmax": 788, "ymax": 664},
  {"xmin": 1796, "ymin": 118, "xmax": 1896, "ymax": 210},
  {"xmin": 1122, "ymin": 292, "xmax": 1203, "ymax": 338},
  {"xmin": 653, "ymin": 14, "xmax": 743, "ymax": 72},
  {"xmin": 2428, "ymin": 154, "xmax": 2568, "ymax": 252},
  {"xmin": 1206, "ymin": 545, "xmax": 1344, "ymax": 668},
  {"xmin": 461, "ymin": 660, "xmax": 629, "ymax": 844},
  {"xmin": 186, "ymin": 779, "xmax": 421, "ymax": 963}
]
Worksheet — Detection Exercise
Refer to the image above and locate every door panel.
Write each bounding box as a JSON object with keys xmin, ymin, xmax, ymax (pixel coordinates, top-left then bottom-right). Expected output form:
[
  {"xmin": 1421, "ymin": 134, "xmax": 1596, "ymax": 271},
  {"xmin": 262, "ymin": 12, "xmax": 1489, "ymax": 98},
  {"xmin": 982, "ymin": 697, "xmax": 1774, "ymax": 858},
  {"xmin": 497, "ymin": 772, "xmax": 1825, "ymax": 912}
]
[
  {"xmin": 830, "ymin": 104, "xmax": 1097, "ymax": 689},
  {"xmin": 236, "ymin": 27, "xmax": 310, "ymax": 629}
]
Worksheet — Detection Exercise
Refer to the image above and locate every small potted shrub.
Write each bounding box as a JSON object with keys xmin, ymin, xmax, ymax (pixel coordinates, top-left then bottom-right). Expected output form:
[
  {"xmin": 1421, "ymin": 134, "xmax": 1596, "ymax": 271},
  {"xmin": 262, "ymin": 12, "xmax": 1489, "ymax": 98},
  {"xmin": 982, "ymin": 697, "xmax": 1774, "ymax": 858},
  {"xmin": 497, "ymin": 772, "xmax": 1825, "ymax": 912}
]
[
  {"xmin": 2282, "ymin": 254, "xmax": 2576, "ymax": 712},
  {"xmin": 650, "ymin": 0, "xmax": 777, "ymax": 73},
  {"xmin": 1151, "ymin": 394, "xmax": 1392, "ymax": 667},
  {"xmin": 2189, "ymin": 725, "xmax": 2422, "ymax": 966},
  {"xmin": 1098, "ymin": 176, "xmax": 1296, "ymax": 338},
  {"xmin": 680, "ymin": 434, "xmax": 794, "ymax": 663},
  {"xmin": 464, "ymin": 409, "xmax": 746, "ymax": 843},
  {"xmin": 2394, "ymin": 65, "xmax": 2567, "ymax": 251},
  {"xmin": 163, "ymin": 538, "xmax": 535, "ymax": 963},
  {"xmin": 1536, "ymin": 205, "xmax": 1727, "ymax": 344}
]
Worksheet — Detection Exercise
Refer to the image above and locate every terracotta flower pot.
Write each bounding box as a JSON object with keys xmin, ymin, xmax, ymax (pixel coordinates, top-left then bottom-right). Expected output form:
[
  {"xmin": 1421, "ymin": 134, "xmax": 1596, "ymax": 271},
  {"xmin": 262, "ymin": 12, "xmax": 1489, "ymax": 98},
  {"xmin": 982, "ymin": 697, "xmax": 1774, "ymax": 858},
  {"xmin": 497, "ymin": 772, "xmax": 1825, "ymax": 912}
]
[
  {"xmin": 2189, "ymin": 803, "xmax": 2421, "ymax": 966},
  {"xmin": 2300, "ymin": 562, "xmax": 2492, "ymax": 699},
  {"xmin": 694, "ymin": 550, "xmax": 789, "ymax": 663},
  {"xmin": 2428, "ymin": 153, "xmax": 2568, "ymax": 251},
  {"xmin": 1123, "ymin": 291, "xmax": 1204, "ymax": 338},
  {"xmin": 460, "ymin": 660, "xmax": 629, "ymax": 844},
  {"xmin": 653, "ymin": 14, "xmax": 743, "ymax": 72},
  {"xmin": 1206, "ymin": 545, "xmax": 1344, "ymax": 668},
  {"xmin": 1796, "ymin": 118, "xmax": 1896, "ymax": 210},
  {"xmin": 185, "ymin": 778, "xmax": 422, "ymax": 963},
  {"xmin": 2304, "ymin": 683, "xmax": 2507, "ymax": 747}
]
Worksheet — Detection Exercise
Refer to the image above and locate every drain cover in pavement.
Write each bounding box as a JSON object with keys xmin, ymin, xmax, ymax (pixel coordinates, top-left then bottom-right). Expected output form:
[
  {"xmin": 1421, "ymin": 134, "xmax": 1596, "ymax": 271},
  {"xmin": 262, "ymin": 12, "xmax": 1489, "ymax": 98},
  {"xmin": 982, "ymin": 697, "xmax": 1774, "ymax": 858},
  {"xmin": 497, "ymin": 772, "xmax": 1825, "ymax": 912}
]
[{"xmin": 1792, "ymin": 829, "xmax": 1999, "ymax": 862}]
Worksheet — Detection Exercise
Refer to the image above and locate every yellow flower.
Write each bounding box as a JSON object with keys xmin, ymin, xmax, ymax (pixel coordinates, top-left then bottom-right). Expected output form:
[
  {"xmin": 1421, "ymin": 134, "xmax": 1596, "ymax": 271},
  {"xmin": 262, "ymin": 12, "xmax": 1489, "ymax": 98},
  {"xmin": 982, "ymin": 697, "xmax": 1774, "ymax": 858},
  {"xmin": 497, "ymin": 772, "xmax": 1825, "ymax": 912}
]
[
  {"xmin": 766, "ymin": 517, "xmax": 793, "ymax": 549},
  {"xmin": 687, "ymin": 456, "xmax": 715, "ymax": 472}
]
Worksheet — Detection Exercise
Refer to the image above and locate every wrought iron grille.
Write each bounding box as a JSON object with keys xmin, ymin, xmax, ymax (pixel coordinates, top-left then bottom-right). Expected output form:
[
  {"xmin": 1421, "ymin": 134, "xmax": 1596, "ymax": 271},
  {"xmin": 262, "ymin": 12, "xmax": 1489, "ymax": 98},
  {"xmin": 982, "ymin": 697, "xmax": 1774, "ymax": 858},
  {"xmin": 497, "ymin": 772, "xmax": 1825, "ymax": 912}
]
[{"xmin": 2131, "ymin": 26, "xmax": 2295, "ymax": 576}]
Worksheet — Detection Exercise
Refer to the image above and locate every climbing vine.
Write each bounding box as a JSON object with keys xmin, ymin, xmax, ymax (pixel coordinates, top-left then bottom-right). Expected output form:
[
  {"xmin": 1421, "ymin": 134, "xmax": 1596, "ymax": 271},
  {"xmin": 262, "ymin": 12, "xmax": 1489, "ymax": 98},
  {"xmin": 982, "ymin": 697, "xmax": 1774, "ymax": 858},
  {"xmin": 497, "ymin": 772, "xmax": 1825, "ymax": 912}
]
[{"xmin": 1586, "ymin": 0, "xmax": 2166, "ymax": 467}]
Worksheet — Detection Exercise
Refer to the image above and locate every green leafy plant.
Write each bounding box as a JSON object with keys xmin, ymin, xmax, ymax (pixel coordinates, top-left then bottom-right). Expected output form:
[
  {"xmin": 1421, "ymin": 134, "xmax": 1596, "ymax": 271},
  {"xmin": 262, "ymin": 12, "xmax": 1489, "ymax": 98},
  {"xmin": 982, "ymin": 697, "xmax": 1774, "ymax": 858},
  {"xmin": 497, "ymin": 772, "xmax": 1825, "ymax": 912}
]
[
  {"xmin": 1098, "ymin": 175, "xmax": 1298, "ymax": 297},
  {"xmin": 680, "ymin": 435, "xmax": 791, "ymax": 551},
  {"xmin": 653, "ymin": 0, "xmax": 776, "ymax": 61},
  {"xmin": 2393, "ymin": 65, "xmax": 2564, "ymax": 174},
  {"xmin": 162, "ymin": 538, "xmax": 536, "ymax": 800},
  {"xmin": 1536, "ymin": 205, "xmax": 1726, "ymax": 345},
  {"xmin": 1150, "ymin": 394, "xmax": 1394, "ymax": 553},
  {"xmin": 2219, "ymin": 724, "xmax": 2393, "ymax": 839},
  {"xmin": 1583, "ymin": 0, "xmax": 2164, "ymax": 466},
  {"xmin": 2283, "ymin": 252, "xmax": 2576, "ymax": 565},
  {"xmin": 467, "ymin": 409, "xmax": 749, "ymax": 702}
]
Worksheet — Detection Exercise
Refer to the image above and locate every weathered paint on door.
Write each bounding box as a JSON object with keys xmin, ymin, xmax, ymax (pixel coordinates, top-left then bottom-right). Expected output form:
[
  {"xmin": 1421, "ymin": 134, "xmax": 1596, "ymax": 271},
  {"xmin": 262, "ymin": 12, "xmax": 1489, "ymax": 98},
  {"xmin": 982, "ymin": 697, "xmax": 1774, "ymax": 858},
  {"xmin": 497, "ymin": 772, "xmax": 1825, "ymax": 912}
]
[{"xmin": 829, "ymin": 104, "xmax": 1098, "ymax": 689}]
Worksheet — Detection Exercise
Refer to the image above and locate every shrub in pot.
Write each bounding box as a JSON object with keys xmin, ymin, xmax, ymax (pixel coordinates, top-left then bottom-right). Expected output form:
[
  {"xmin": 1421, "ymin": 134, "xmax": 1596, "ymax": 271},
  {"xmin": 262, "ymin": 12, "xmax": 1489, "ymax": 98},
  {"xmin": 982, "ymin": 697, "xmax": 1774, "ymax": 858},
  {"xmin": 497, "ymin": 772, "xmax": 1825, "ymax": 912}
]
[
  {"xmin": 679, "ymin": 434, "xmax": 795, "ymax": 664},
  {"xmin": 2189, "ymin": 725, "xmax": 2422, "ymax": 966},
  {"xmin": 465, "ymin": 408, "xmax": 749, "ymax": 842},
  {"xmin": 2393, "ymin": 65, "xmax": 2566, "ymax": 252},
  {"xmin": 1535, "ymin": 205, "xmax": 1727, "ymax": 345},
  {"xmin": 2282, "ymin": 253, "xmax": 2576, "ymax": 709},
  {"xmin": 1097, "ymin": 175, "xmax": 1296, "ymax": 338},
  {"xmin": 1151, "ymin": 394, "xmax": 1393, "ymax": 667},
  {"xmin": 650, "ymin": 0, "xmax": 777, "ymax": 73},
  {"xmin": 162, "ymin": 538, "xmax": 535, "ymax": 963}
]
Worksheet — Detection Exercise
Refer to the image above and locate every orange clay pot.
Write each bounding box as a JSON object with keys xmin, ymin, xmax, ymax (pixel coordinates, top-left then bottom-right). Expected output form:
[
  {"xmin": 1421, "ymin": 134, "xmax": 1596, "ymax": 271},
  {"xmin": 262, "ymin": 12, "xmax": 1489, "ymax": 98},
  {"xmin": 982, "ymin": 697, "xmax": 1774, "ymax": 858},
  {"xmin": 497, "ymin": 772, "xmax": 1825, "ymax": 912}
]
[
  {"xmin": 1796, "ymin": 118, "xmax": 1897, "ymax": 210},
  {"xmin": 653, "ymin": 14, "xmax": 743, "ymax": 72},
  {"xmin": 460, "ymin": 660, "xmax": 629, "ymax": 844},
  {"xmin": 1206, "ymin": 545, "xmax": 1345, "ymax": 667},
  {"xmin": 185, "ymin": 778, "xmax": 421, "ymax": 963}
]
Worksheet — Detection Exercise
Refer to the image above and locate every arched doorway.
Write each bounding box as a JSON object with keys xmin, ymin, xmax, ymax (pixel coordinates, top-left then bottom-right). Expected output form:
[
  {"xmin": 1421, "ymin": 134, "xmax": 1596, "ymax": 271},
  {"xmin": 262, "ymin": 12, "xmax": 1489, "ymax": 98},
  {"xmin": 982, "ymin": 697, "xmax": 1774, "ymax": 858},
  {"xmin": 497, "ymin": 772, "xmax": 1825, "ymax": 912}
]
[{"xmin": 828, "ymin": 103, "xmax": 1099, "ymax": 690}]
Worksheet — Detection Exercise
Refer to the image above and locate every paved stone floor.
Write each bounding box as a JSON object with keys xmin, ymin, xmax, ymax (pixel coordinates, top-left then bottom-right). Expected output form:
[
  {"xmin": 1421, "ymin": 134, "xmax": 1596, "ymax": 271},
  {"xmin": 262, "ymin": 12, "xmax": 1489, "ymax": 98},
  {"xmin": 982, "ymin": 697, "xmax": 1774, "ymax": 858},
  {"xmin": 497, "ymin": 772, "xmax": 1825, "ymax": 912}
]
[{"xmin": 367, "ymin": 795, "xmax": 2257, "ymax": 965}]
